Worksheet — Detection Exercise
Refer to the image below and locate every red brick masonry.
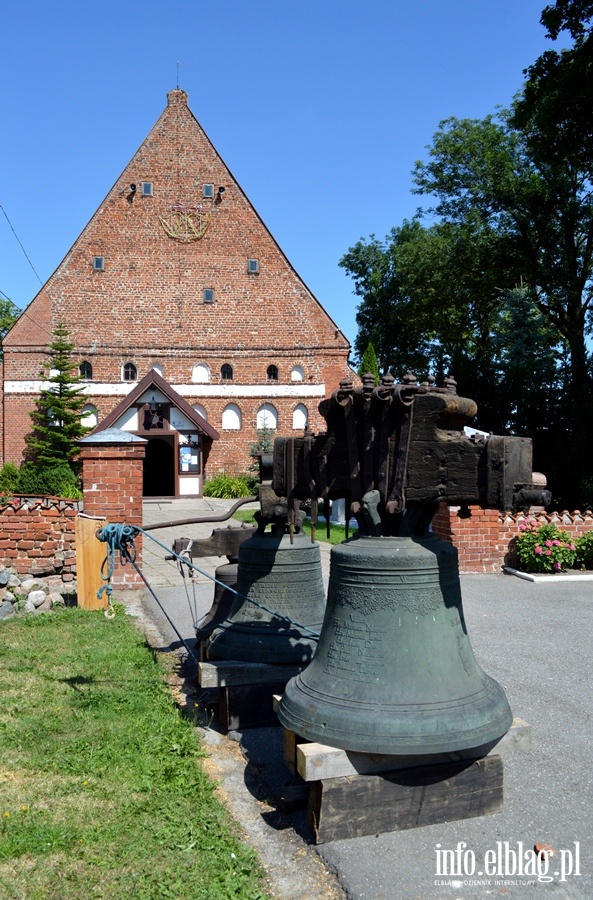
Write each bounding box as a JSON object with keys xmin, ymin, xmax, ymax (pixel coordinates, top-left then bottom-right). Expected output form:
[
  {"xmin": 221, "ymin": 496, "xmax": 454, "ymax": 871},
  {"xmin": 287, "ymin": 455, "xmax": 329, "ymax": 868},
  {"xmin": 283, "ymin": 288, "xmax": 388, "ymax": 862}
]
[
  {"xmin": 432, "ymin": 504, "xmax": 593, "ymax": 573},
  {"xmin": 2, "ymin": 495, "xmax": 591, "ymax": 582},
  {"xmin": 80, "ymin": 441, "xmax": 145, "ymax": 588},
  {"xmin": 0, "ymin": 497, "xmax": 79, "ymax": 579}
]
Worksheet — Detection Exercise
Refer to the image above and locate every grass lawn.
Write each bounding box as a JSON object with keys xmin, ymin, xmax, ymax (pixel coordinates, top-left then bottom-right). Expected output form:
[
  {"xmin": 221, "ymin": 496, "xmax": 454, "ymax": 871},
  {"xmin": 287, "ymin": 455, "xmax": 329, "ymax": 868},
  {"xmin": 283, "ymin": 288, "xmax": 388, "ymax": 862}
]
[
  {"xmin": 0, "ymin": 608, "xmax": 270, "ymax": 899},
  {"xmin": 232, "ymin": 509, "xmax": 357, "ymax": 545}
]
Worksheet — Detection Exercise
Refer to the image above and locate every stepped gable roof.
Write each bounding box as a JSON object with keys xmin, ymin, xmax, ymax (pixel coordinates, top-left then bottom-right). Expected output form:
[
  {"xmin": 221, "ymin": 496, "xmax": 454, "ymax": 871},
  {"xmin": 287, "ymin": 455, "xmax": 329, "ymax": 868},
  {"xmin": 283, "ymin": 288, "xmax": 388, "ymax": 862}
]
[{"xmin": 92, "ymin": 369, "xmax": 219, "ymax": 441}]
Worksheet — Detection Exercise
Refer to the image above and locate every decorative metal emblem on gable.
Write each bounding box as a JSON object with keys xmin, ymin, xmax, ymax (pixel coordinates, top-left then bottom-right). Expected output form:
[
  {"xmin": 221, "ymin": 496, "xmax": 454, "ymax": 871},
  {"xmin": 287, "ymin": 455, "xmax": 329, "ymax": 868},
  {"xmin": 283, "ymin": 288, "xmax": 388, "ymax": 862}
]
[{"xmin": 159, "ymin": 204, "xmax": 211, "ymax": 242}]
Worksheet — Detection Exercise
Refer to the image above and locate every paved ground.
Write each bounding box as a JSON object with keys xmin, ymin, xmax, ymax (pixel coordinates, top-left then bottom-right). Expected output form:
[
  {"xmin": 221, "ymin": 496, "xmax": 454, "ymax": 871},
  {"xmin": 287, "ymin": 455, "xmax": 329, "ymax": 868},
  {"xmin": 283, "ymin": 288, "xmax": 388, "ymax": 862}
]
[{"xmin": 126, "ymin": 499, "xmax": 592, "ymax": 899}]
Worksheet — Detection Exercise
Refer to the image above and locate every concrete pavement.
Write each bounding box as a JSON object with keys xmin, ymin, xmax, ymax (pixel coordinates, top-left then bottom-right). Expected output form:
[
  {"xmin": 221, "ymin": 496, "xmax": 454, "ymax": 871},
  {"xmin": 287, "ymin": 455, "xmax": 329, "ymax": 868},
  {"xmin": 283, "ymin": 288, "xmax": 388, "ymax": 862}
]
[{"xmin": 129, "ymin": 499, "xmax": 592, "ymax": 900}]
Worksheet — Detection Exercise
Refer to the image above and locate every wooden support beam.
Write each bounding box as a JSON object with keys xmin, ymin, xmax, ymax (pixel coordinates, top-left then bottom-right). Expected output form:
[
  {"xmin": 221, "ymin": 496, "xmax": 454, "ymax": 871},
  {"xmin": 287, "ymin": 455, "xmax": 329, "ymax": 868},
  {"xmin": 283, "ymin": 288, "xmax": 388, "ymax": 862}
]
[
  {"xmin": 198, "ymin": 659, "xmax": 305, "ymax": 688},
  {"xmin": 283, "ymin": 726, "xmax": 311, "ymax": 775},
  {"xmin": 308, "ymin": 756, "xmax": 503, "ymax": 843},
  {"xmin": 75, "ymin": 514, "xmax": 107, "ymax": 610}
]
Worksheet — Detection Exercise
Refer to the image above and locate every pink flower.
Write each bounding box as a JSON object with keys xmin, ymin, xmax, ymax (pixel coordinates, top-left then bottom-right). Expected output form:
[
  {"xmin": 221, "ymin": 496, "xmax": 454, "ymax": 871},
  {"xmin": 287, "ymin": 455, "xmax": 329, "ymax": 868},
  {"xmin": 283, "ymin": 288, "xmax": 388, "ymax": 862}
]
[
  {"xmin": 552, "ymin": 540, "xmax": 560, "ymax": 546},
  {"xmin": 545, "ymin": 550, "xmax": 552, "ymax": 556},
  {"xmin": 553, "ymin": 562, "xmax": 562, "ymax": 570},
  {"xmin": 518, "ymin": 523, "xmax": 527, "ymax": 532},
  {"xmin": 545, "ymin": 540, "xmax": 553, "ymax": 547},
  {"xmin": 534, "ymin": 546, "xmax": 543, "ymax": 555},
  {"xmin": 570, "ymin": 544, "xmax": 576, "ymax": 551}
]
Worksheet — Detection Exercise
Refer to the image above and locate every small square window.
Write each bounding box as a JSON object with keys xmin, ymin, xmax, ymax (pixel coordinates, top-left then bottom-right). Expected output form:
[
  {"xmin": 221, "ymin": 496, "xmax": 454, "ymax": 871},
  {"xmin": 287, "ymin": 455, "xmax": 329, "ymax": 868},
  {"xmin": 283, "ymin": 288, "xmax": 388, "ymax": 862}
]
[
  {"xmin": 248, "ymin": 259, "xmax": 259, "ymax": 274},
  {"xmin": 202, "ymin": 184, "xmax": 214, "ymax": 199},
  {"xmin": 141, "ymin": 182, "xmax": 153, "ymax": 197},
  {"xmin": 92, "ymin": 256, "xmax": 104, "ymax": 271},
  {"xmin": 203, "ymin": 289, "xmax": 215, "ymax": 304}
]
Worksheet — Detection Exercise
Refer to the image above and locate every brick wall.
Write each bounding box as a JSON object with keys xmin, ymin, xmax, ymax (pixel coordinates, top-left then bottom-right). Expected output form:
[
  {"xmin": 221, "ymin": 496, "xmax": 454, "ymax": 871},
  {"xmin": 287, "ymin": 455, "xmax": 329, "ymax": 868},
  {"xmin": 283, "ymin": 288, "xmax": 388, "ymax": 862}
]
[
  {"xmin": 0, "ymin": 497, "xmax": 79, "ymax": 579},
  {"xmin": 80, "ymin": 440, "xmax": 146, "ymax": 588},
  {"xmin": 432, "ymin": 504, "xmax": 593, "ymax": 573}
]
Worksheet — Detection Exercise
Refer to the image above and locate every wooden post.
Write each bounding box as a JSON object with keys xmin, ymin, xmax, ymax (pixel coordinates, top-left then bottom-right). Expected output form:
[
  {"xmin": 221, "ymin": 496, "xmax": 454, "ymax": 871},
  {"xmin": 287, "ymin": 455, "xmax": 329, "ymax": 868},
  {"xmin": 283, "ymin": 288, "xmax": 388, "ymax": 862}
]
[{"xmin": 75, "ymin": 514, "xmax": 107, "ymax": 609}]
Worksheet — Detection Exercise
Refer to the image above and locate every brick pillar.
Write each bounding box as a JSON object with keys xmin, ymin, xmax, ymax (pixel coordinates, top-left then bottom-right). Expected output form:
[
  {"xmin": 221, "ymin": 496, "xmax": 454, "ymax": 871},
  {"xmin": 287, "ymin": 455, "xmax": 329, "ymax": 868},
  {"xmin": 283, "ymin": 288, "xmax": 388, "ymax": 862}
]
[{"xmin": 79, "ymin": 430, "xmax": 147, "ymax": 589}]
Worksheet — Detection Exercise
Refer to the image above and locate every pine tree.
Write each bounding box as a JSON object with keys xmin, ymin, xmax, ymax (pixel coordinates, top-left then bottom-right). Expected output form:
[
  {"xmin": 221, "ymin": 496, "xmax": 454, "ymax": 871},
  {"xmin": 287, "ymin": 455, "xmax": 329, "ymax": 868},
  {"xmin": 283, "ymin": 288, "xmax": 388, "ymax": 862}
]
[
  {"xmin": 357, "ymin": 341, "xmax": 380, "ymax": 384},
  {"xmin": 25, "ymin": 323, "xmax": 88, "ymax": 470}
]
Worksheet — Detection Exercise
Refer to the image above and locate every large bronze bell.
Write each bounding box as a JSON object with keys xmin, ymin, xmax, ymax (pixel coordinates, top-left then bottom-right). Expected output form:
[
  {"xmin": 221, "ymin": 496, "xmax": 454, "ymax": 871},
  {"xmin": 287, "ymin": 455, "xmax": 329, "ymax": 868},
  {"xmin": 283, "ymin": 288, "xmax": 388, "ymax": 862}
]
[
  {"xmin": 278, "ymin": 531, "xmax": 512, "ymax": 754},
  {"xmin": 206, "ymin": 527, "xmax": 326, "ymax": 664}
]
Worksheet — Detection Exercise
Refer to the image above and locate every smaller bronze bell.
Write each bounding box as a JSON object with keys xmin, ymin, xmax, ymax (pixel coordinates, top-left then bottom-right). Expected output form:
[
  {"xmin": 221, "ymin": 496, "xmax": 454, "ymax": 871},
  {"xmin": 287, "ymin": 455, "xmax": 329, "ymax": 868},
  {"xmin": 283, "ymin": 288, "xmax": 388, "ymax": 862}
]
[
  {"xmin": 195, "ymin": 560, "xmax": 238, "ymax": 643},
  {"xmin": 207, "ymin": 528, "xmax": 326, "ymax": 664}
]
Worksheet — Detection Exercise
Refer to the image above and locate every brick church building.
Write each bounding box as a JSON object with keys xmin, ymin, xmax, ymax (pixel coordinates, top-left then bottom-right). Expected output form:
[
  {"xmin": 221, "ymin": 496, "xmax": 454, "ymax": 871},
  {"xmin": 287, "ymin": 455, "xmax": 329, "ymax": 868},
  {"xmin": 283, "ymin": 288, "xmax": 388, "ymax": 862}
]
[{"xmin": 1, "ymin": 89, "xmax": 351, "ymax": 496}]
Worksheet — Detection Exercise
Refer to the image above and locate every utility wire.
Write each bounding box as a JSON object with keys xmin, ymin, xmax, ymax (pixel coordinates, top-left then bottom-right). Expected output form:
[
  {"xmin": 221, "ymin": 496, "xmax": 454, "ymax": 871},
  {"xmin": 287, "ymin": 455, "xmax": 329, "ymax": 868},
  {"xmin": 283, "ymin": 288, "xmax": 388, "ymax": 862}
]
[{"xmin": 0, "ymin": 205, "xmax": 44, "ymax": 286}]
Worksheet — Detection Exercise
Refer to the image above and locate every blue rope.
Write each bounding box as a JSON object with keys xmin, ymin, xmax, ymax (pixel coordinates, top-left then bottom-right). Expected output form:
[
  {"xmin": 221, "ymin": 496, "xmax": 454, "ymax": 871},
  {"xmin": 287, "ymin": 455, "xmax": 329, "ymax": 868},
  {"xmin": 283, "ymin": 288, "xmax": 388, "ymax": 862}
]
[
  {"xmin": 96, "ymin": 524, "xmax": 137, "ymax": 607},
  {"xmin": 96, "ymin": 522, "xmax": 321, "ymax": 639}
]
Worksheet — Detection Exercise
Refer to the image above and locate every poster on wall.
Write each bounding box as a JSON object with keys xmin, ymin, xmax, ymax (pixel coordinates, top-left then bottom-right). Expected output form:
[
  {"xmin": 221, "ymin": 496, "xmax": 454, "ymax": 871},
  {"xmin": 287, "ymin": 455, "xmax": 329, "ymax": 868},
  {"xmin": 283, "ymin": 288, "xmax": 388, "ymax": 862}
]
[{"xmin": 178, "ymin": 444, "xmax": 200, "ymax": 474}]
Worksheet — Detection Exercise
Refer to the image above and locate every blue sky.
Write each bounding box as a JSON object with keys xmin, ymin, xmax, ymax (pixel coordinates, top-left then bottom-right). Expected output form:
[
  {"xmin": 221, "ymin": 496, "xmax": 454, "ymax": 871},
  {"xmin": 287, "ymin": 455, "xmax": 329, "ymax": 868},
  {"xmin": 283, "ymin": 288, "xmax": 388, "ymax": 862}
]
[{"xmin": 1, "ymin": 1, "xmax": 562, "ymax": 355}]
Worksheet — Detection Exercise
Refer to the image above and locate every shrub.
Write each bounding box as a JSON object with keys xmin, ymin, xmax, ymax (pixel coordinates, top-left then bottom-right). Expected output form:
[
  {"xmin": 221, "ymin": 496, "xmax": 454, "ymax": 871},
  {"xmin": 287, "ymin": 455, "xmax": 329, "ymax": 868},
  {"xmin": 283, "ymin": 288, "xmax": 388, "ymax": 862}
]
[
  {"xmin": 515, "ymin": 520, "xmax": 577, "ymax": 573},
  {"xmin": 16, "ymin": 463, "xmax": 83, "ymax": 499},
  {"xmin": 0, "ymin": 462, "xmax": 19, "ymax": 495},
  {"xmin": 202, "ymin": 474, "xmax": 253, "ymax": 499},
  {"xmin": 574, "ymin": 531, "xmax": 593, "ymax": 570}
]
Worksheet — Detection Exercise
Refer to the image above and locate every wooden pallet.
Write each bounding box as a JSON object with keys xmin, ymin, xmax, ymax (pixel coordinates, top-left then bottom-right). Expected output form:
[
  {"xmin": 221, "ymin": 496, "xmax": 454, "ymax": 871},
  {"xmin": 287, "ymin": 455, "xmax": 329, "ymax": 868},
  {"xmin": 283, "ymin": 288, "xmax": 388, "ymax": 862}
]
[{"xmin": 278, "ymin": 716, "xmax": 530, "ymax": 843}]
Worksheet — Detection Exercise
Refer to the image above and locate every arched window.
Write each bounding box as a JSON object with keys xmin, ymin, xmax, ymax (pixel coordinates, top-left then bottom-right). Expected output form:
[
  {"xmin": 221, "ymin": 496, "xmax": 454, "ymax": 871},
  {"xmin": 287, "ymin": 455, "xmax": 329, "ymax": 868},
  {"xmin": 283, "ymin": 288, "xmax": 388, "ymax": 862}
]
[
  {"xmin": 81, "ymin": 404, "xmax": 98, "ymax": 428},
  {"xmin": 222, "ymin": 404, "xmax": 242, "ymax": 430},
  {"xmin": 256, "ymin": 403, "xmax": 278, "ymax": 430},
  {"xmin": 192, "ymin": 404, "xmax": 208, "ymax": 421},
  {"xmin": 292, "ymin": 404, "xmax": 308, "ymax": 430},
  {"xmin": 221, "ymin": 364, "xmax": 233, "ymax": 381},
  {"xmin": 192, "ymin": 363, "xmax": 210, "ymax": 384},
  {"xmin": 266, "ymin": 365, "xmax": 279, "ymax": 382},
  {"xmin": 291, "ymin": 365, "xmax": 304, "ymax": 382},
  {"xmin": 123, "ymin": 362, "xmax": 137, "ymax": 382},
  {"xmin": 79, "ymin": 361, "xmax": 92, "ymax": 380}
]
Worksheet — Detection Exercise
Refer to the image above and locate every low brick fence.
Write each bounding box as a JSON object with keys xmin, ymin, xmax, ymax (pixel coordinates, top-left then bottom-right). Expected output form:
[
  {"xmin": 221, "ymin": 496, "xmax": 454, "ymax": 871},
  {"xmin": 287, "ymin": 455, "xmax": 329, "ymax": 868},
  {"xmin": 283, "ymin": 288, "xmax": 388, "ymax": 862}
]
[
  {"xmin": 1, "ymin": 491, "xmax": 591, "ymax": 584},
  {"xmin": 432, "ymin": 504, "xmax": 593, "ymax": 573},
  {"xmin": 0, "ymin": 496, "xmax": 80, "ymax": 580}
]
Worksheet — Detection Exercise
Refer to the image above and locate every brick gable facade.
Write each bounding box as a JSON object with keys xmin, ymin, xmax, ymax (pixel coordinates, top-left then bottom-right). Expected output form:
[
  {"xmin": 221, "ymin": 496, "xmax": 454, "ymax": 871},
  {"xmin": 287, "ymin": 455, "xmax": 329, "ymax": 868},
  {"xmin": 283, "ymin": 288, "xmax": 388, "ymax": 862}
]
[{"xmin": 2, "ymin": 89, "xmax": 351, "ymax": 495}]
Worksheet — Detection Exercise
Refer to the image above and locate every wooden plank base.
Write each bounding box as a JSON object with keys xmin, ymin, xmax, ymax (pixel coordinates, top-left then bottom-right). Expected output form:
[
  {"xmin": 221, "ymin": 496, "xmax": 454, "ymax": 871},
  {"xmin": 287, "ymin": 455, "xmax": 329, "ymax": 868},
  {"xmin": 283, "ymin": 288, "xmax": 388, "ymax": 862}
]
[
  {"xmin": 199, "ymin": 659, "xmax": 305, "ymax": 688},
  {"xmin": 308, "ymin": 756, "xmax": 503, "ymax": 844}
]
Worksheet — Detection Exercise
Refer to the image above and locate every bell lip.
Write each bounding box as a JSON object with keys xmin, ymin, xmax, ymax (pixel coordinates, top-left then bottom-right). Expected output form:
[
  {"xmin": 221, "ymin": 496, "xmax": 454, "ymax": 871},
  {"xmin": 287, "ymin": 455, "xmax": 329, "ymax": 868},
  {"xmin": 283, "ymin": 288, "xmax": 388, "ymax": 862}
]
[
  {"xmin": 277, "ymin": 708, "xmax": 514, "ymax": 756},
  {"xmin": 278, "ymin": 677, "xmax": 513, "ymax": 756}
]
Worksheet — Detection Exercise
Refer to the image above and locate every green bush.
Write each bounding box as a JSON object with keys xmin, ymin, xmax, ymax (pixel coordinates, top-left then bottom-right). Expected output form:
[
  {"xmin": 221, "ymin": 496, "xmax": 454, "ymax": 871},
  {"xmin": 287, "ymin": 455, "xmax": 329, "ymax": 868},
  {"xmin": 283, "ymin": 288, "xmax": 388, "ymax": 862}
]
[
  {"xmin": 516, "ymin": 520, "xmax": 577, "ymax": 573},
  {"xmin": 202, "ymin": 474, "xmax": 253, "ymax": 499},
  {"xmin": 0, "ymin": 462, "xmax": 19, "ymax": 495},
  {"xmin": 16, "ymin": 463, "xmax": 83, "ymax": 499},
  {"xmin": 574, "ymin": 531, "xmax": 593, "ymax": 570}
]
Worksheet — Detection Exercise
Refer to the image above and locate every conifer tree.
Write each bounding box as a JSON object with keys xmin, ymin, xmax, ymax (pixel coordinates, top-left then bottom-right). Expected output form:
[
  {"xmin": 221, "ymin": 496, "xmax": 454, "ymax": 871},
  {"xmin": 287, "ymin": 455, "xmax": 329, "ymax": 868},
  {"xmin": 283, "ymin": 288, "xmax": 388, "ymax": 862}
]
[
  {"xmin": 357, "ymin": 341, "xmax": 380, "ymax": 384},
  {"xmin": 25, "ymin": 323, "xmax": 88, "ymax": 469}
]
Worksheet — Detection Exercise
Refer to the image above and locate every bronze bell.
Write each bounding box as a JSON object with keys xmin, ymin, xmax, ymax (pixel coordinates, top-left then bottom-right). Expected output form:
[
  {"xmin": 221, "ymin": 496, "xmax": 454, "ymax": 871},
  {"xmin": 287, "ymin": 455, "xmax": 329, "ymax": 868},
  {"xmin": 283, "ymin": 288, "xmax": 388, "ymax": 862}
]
[
  {"xmin": 206, "ymin": 527, "xmax": 326, "ymax": 664},
  {"xmin": 195, "ymin": 559, "xmax": 238, "ymax": 643},
  {"xmin": 278, "ymin": 531, "xmax": 512, "ymax": 754}
]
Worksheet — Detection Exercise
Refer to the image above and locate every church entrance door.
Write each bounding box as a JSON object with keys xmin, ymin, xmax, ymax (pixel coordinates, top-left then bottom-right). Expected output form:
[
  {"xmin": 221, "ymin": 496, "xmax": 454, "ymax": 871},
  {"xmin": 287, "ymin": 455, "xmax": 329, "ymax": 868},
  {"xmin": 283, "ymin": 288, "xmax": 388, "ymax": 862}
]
[{"xmin": 143, "ymin": 437, "xmax": 176, "ymax": 497}]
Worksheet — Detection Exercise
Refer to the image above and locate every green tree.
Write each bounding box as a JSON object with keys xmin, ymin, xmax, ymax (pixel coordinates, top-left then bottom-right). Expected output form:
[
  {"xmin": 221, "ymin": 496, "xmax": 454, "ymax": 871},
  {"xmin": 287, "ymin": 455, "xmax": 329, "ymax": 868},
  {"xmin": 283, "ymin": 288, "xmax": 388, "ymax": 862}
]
[
  {"xmin": 340, "ymin": 1, "xmax": 593, "ymax": 507},
  {"xmin": 0, "ymin": 297, "xmax": 21, "ymax": 357},
  {"xmin": 25, "ymin": 323, "xmax": 89, "ymax": 470},
  {"xmin": 341, "ymin": 219, "xmax": 564, "ymax": 434},
  {"xmin": 357, "ymin": 342, "xmax": 380, "ymax": 383},
  {"xmin": 340, "ymin": 220, "xmax": 440, "ymax": 378}
]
